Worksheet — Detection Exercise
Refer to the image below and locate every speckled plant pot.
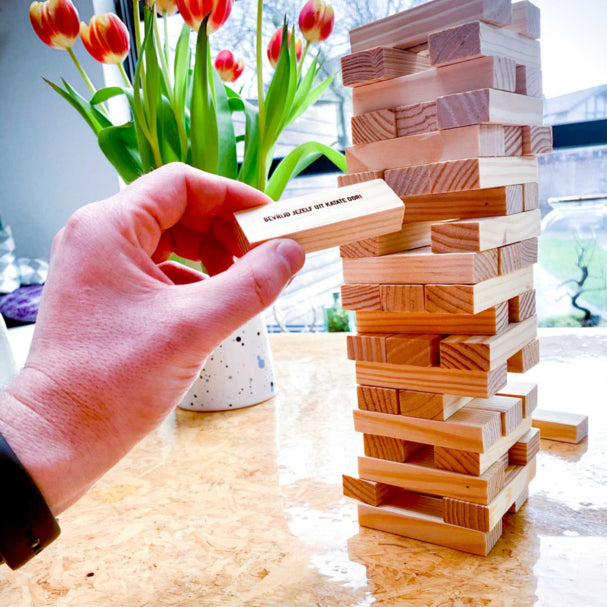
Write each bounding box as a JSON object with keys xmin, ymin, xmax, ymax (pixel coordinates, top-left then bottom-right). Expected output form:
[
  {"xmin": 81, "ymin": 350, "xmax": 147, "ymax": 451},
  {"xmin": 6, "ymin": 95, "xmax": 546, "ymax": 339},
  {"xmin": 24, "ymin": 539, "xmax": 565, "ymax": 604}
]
[{"xmin": 178, "ymin": 314, "xmax": 276, "ymax": 411}]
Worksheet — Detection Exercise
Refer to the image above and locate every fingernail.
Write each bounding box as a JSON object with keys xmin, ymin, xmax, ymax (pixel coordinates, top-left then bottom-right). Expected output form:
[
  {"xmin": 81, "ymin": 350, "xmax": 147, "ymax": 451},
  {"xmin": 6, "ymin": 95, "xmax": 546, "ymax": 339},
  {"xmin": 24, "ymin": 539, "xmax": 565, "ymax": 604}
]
[{"xmin": 276, "ymin": 239, "xmax": 305, "ymax": 275}]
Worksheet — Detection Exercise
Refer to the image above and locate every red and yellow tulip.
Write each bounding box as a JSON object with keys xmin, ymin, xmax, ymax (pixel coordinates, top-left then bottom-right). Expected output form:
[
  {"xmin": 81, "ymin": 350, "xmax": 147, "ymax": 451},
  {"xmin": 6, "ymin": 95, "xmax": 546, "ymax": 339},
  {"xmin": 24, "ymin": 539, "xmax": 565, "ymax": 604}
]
[
  {"xmin": 176, "ymin": 0, "xmax": 233, "ymax": 33},
  {"xmin": 215, "ymin": 50, "xmax": 244, "ymax": 83},
  {"xmin": 298, "ymin": 0, "xmax": 334, "ymax": 43},
  {"xmin": 29, "ymin": 0, "xmax": 80, "ymax": 50},
  {"xmin": 150, "ymin": 0, "xmax": 179, "ymax": 16},
  {"xmin": 267, "ymin": 28, "xmax": 302, "ymax": 69},
  {"xmin": 80, "ymin": 14, "xmax": 130, "ymax": 65}
]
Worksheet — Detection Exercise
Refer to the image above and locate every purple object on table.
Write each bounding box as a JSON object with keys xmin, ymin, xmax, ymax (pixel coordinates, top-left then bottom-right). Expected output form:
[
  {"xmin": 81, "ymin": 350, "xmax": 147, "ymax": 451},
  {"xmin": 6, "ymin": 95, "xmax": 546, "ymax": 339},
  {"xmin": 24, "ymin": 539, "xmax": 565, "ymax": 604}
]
[{"xmin": 0, "ymin": 284, "xmax": 43, "ymax": 323}]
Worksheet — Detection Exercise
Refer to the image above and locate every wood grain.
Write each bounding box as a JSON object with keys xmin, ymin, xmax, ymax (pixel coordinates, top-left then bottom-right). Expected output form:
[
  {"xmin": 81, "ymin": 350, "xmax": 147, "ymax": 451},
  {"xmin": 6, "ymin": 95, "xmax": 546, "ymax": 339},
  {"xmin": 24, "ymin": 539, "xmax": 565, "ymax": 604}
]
[
  {"xmin": 465, "ymin": 395, "xmax": 524, "ymax": 436},
  {"xmin": 349, "ymin": 0, "xmax": 512, "ymax": 53},
  {"xmin": 396, "ymin": 100, "xmax": 439, "ymax": 137},
  {"xmin": 507, "ymin": 338, "xmax": 540, "ymax": 372},
  {"xmin": 508, "ymin": 486, "xmax": 529, "ymax": 512},
  {"xmin": 357, "ymin": 385, "xmax": 400, "ymax": 415},
  {"xmin": 347, "ymin": 334, "xmax": 387, "ymax": 362},
  {"xmin": 429, "ymin": 21, "xmax": 541, "ymax": 68},
  {"xmin": 505, "ymin": 1, "xmax": 541, "ymax": 39},
  {"xmin": 398, "ymin": 391, "xmax": 473, "ymax": 421},
  {"xmin": 523, "ymin": 182, "xmax": 540, "ymax": 210},
  {"xmin": 532, "ymin": 409, "xmax": 589, "ymax": 444},
  {"xmin": 340, "ymin": 222, "xmax": 433, "ymax": 258},
  {"xmin": 516, "ymin": 64, "xmax": 543, "ymax": 97},
  {"xmin": 342, "ymin": 474, "xmax": 399, "ymax": 506},
  {"xmin": 341, "ymin": 284, "xmax": 381, "ymax": 311},
  {"xmin": 522, "ymin": 125, "xmax": 553, "ymax": 155},
  {"xmin": 497, "ymin": 381, "xmax": 538, "ymax": 417},
  {"xmin": 363, "ymin": 434, "xmax": 424, "ymax": 463},
  {"xmin": 385, "ymin": 334, "xmax": 442, "ymax": 366},
  {"xmin": 508, "ymin": 427, "xmax": 540, "ymax": 465},
  {"xmin": 380, "ymin": 285, "xmax": 426, "ymax": 312},
  {"xmin": 351, "ymin": 110, "xmax": 397, "ymax": 145},
  {"xmin": 337, "ymin": 170, "xmax": 383, "ymax": 187}
]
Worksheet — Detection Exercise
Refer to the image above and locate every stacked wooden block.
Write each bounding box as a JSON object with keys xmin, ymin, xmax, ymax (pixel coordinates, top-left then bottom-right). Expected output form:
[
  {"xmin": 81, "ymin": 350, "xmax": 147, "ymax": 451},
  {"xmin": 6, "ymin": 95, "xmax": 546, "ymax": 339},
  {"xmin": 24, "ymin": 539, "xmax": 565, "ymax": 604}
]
[{"xmin": 340, "ymin": 0, "xmax": 550, "ymax": 555}]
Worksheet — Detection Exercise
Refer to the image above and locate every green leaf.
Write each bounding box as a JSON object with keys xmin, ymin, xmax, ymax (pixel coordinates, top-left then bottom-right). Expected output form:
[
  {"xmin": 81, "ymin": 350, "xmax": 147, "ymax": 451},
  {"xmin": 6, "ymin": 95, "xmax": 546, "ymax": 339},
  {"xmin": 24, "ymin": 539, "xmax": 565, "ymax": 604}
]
[
  {"xmin": 266, "ymin": 142, "xmax": 346, "ymax": 201},
  {"xmin": 288, "ymin": 76, "xmax": 333, "ymax": 126},
  {"xmin": 212, "ymin": 69, "xmax": 237, "ymax": 179},
  {"xmin": 237, "ymin": 99, "xmax": 260, "ymax": 187},
  {"xmin": 157, "ymin": 96, "xmax": 181, "ymax": 163},
  {"xmin": 173, "ymin": 23, "xmax": 191, "ymax": 111},
  {"xmin": 98, "ymin": 123, "xmax": 144, "ymax": 184},
  {"xmin": 90, "ymin": 86, "xmax": 128, "ymax": 106}
]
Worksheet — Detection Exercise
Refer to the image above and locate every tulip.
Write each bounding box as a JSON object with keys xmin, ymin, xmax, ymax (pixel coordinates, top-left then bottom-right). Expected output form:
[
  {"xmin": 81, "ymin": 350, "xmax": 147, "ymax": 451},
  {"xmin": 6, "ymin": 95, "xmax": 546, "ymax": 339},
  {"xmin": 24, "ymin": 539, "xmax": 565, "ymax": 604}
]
[
  {"xmin": 215, "ymin": 50, "xmax": 244, "ymax": 83},
  {"xmin": 176, "ymin": 0, "xmax": 233, "ymax": 34},
  {"xmin": 80, "ymin": 14, "xmax": 130, "ymax": 65},
  {"xmin": 29, "ymin": 0, "xmax": 80, "ymax": 50},
  {"xmin": 267, "ymin": 28, "xmax": 302, "ymax": 69},
  {"xmin": 150, "ymin": 0, "xmax": 179, "ymax": 16},
  {"xmin": 298, "ymin": 0, "xmax": 334, "ymax": 43}
]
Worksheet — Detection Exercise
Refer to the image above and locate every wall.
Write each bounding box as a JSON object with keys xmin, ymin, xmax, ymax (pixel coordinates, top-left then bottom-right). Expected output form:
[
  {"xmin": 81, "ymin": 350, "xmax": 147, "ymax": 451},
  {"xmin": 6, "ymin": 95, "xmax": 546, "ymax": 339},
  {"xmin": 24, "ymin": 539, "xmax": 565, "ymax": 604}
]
[{"xmin": 0, "ymin": 0, "xmax": 119, "ymax": 260}]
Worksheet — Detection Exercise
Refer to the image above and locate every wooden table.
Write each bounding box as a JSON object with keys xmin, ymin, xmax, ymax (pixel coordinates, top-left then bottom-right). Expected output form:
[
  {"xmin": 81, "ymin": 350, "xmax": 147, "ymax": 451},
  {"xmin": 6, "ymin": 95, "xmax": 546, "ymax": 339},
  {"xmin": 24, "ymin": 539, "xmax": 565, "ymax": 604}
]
[{"xmin": 1, "ymin": 329, "xmax": 606, "ymax": 606}]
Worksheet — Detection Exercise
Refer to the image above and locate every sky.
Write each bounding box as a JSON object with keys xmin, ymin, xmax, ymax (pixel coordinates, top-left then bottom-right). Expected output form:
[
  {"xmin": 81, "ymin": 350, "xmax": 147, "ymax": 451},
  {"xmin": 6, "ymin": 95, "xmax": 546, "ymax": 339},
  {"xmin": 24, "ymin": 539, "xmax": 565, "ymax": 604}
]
[{"xmin": 534, "ymin": 0, "xmax": 607, "ymax": 98}]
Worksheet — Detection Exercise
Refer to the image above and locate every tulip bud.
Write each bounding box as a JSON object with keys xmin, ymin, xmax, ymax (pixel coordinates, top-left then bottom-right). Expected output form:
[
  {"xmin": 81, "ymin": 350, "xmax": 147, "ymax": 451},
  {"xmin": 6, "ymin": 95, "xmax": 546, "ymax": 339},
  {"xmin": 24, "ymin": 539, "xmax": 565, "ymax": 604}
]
[
  {"xmin": 29, "ymin": 0, "xmax": 80, "ymax": 50},
  {"xmin": 267, "ymin": 28, "xmax": 303, "ymax": 69},
  {"xmin": 176, "ymin": 0, "xmax": 234, "ymax": 34},
  {"xmin": 298, "ymin": 0, "xmax": 334, "ymax": 43},
  {"xmin": 80, "ymin": 14, "xmax": 130, "ymax": 65},
  {"xmin": 215, "ymin": 50, "xmax": 244, "ymax": 83},
  {"xmin": 149, "ymin": 0, "xmax": 179, "ymax": 16}
]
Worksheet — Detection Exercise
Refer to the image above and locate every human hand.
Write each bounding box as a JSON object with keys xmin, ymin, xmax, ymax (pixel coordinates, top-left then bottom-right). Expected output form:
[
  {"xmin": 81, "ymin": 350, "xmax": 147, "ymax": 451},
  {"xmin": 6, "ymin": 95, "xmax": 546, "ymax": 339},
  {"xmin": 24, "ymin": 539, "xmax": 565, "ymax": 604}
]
[{"xmin": 0, "ymin": 163, "xmax": 305, "ymax": 514}]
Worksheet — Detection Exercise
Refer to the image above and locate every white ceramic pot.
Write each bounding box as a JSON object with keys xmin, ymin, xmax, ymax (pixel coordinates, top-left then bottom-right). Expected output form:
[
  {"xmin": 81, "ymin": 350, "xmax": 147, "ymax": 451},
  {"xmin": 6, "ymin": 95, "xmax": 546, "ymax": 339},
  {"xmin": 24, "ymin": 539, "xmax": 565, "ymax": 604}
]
[
  {"xmin": 0, "ymin": 316, "xmax": 17, "ymax": 390},
  {"xmin": 178, "ymin": 314, "xmax": 276, "ymax": 412}
]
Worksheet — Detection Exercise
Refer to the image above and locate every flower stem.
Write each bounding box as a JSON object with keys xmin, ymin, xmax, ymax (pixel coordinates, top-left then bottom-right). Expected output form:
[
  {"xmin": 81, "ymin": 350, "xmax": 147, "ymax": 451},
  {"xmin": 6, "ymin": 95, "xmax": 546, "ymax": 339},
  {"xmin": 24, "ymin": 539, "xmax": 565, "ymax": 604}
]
[
  {"xmin": 297, "ymin": 40, "xmax": 310, "ymax": 81},
  {"xmin": 163, "ymin": 12, "xmax": 170, "ymax": 67},
  {"xmin": 133, "ymin": 0, "xmax": 142, "ymax": 53},
  {"xmin": 67, "ymin": 48, "xmax": 96, "ymax": 96},
  {"xmin": 256, "ymin": 0, "xmax": 265, "ymax": 191},
  {"xmin": 118, "ymin": 62, "xmax": 131, "ymax": 88}
]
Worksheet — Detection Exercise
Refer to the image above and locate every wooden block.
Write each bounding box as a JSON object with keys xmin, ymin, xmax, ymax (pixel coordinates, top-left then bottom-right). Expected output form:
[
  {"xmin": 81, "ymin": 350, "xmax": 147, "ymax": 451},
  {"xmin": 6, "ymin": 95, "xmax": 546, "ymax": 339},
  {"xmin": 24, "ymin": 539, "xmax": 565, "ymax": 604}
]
[
  {"xmin": 523, "ymin": 182, "xmax": 539, "ymax": 210},
  {"xmin": 396, "ymin": 101, "xmax": 439, "ymax": 137},
  {"xmin": 508, "ymin": 427, "xmax": 540, "ymax": 465},
  {"xmin": 399, "ymin": 391, "xmax": 473, "ymax": 421},
  {"xmin": 352, "ymin": 56, "xmax": 516, "ymax": 115},
  {"xmin": 347, "ymin": 334, "xmax": 387, "ymax": 362},
  {"xmin": 342, "ymin": 47, "xmax": 431, "ymax": 87},
  {"xmin": 431, "ymin": 209, "xmax": 541, "ymax": 254},
  {"xmin": 520, "ymin": 236, "xmax": 539, "ymax": 266},
  {"xmin": 356, "ymin": 361, "xmax": 507, "ymax": 399},
  {"xmin": 429, "ymin": 21, "xmax": 541, "ymax": 69},
  {"xmin": 507, "ymin": 338, "xmax": 540, "ymax": 372},
  {"xmin": 516, "ymin": 64, "xmax": 542, "ymax": 98},
  {"xmin": 359, "ymin": 446, "xmax": 507, "ymax": 504},
  {"xmin": 425, "ymin": 266, "xmax": 534, "ymax": 315},
  {"xmin": 337, "ymin": 170, "xmax": 383, "ymax": 187},
  {"xmin": 498, "ymin": 241, "xmax": 523, "ymax": 275},
  {"xmin": 497, "ymin": 381, "xmax": 538, "ymax": 417},
  {"xmin": 508, "ymin": 486, "xmax": 529, "ymax": 512},
  {"xmin": 351, "ymin": 110, "xmax": 397, "ymax": 145},
  {"xmin": 340, "ymin": 222, "xmax": 433, "ymax": 258},
  {"xmin": 385, "ymin": 334, "xmax": 441, "ymax": 366},
  {"xmin": 357, "ymin": 385, "xmax": 400, "ymax": 415},
  {"xmin": 504, "ymin": 126, "xmax": 523, "ymax": 156},
  {"xmin": 508, "ymin": 289, "xmax": 536, "ymax": 322},
  {"xmin": 436, "ymin": 89, "xmax": 543, "ymax": 130},
  {"xmin": 343, "ymin": 247, "xmax": 498, "ymax": 285},
  {"xmin": 349, "ymin": 0, "xmax": 512, "ymax": 53},
  {"xmin": 532, "ymin": 410, "xmax": 589, "ymax": 444},
  {"xmin": 235, "ymin": 180, "xmax": 404, "ymax": 254},
  {"xmin": 505, "ymin": 1, "xmax": 541, "ymax": 39},
  {"xmin": 434, "ymin": 417, "xmax": 532, "ymax": 475},
  {"xmin": 364, "ymin": 434, "xmax": 424, "ymax": 463},
  {"xmin": 440, "ymin": 316, "xmax": 537, "ymax": 371},
  {"xmin": 522, "ymin": 125, "xmax": 553, "ymax": 155},
  {"xmin": 380, "ymin": 285, "xmax": 426, "ymax": 312},
  {"xmin": 402, "ymin": 186, "xmax": 523, "ymax": 223},
  {"xmin": 465, "ymin": 395, "xmax": 524, "ymax": 436},
  {"xmin": 342, "ymin": 474, "xmax": 399, "ymax": 506},
  {"xmin": 346, "ymin": 125, "xmax": 505, "ymax": 173},
  {"xmin": 442, "ymin": 459, "xmax": 536, "ymax": 532},
  {"xmin": 356, "ymin": 303, "xmax": 509, "ymax": 336},
  {"xmin": 385, "ymin": 157, "xmax": 539, "ymax": 197},
  {"xmin": 341, "ymin": 284, "xmax": 381, "ymax": 311},
  {"xmin": 358, "ymin": 496, "xmax": 502, "ymax": 556}
]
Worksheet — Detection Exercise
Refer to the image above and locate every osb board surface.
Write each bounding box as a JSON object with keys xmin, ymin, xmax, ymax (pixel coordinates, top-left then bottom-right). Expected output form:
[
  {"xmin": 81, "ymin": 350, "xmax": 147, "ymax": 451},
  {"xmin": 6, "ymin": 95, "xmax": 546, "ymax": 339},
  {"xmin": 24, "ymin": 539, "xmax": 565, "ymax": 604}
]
[{"xmin": 1, "ymin": 330, "xmax": 607, "ymax": 606}]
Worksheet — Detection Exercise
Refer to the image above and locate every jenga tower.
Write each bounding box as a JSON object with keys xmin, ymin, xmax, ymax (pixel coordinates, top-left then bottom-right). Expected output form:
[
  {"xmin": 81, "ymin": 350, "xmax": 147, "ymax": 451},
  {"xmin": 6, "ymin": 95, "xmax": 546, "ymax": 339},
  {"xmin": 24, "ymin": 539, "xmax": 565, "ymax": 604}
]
[{"xmin": 340, "ymin": 0, "xmax": 549, "ymax": 556}]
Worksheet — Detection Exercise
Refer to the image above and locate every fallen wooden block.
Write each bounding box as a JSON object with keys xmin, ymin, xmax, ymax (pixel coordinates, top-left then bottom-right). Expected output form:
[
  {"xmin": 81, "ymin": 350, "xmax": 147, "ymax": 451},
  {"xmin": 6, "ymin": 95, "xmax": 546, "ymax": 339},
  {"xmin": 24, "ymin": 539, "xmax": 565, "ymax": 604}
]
[
  {"xmin": 352, "ymin": 56, "xmax": 516, "ymax": 115},
  {"xmin": 507, "ymin": 338, "xmax": 540, "ymax": 372},
  {"xmin": 337, "ymin": 170, "xmax": 383, "ymax": 187},
  {"xmin": 341, "ymin": 284, "xmax": 381, "ymax": 311},
  {"xmin": 522, "ymin": 125, "xmax": 553, "ymax": 155},
  {"xmin": 434, "ymin": 417, "xmax": 532, "ymax": 475},
  {"xmin": 516, "ymin": 64, "xmax": 542, "ymax": 98},
  {"xmin": 358, "ymin": 494, "xmax": 502, "ymax": 556},
  {"xmin": 505, "ymin": 1, "xmax": 541, "ymax": 39},
  {"xmin": 385, "ymin": 157, "xmax": 539, "ymax": 197},
  {"xmin": 234, "ymin": 179, "xmax": 404, "ymax": 254},
  {"xmin": 349, "ymin": 0, "xmax": 512, "ymax": 53},
  {"xmin": 436, "ymin": 89, "xmax": 544, "ymax": 130},
  {"xmin": 342, "ymin": 474, "xmax": 399, "ymax": 506},
  {"xmin": 359, "ymin": 446, "xmax": 507, "ymax": 504},
  {"xmin": 364, "ymin": 434, "xmax": 424, "ymax": 463},
  {"xmin": 355, "ymin": 360, "xmax": 506, "ymax": 398},
  {"xmin": 497, "ymin": 381, "xmax": 538, "ymax": 417},
  {"xmin": 429, "ymin": 21, "xmax": 541, "ymax": 68},
  {"xmin": 357, "ymin": 385, "xmax": 400, "ymax": 415},
  {"xmin": 440, "ymin": 316, "xmax": 537, "ymax": 371},
  {"xmin": 399, "ymin": 391, "xmax": 473, "ymax": 421},
  {"xmin": 465, "ymin": 395, "xmax": 524, "ymax": 436},
  {"xmin": 532, "ymin": 409, "xmax": 589, "ymax": 444},
  {"xmin": 442, "ymin": 459, "xmax": 536, "ymax": 532},
  {"xmin": 431, "ymin": 209, "xmax": 541, "ymax": 253},
  {"xmin": 425, "ymin": 266, "xmax": 534, "ymax": 315},
  {"xmin": 340, "ymin": 222, "xmax": 433, "ymax": 258},
  {"xmin": 341, "ymin": 46, "xmax": 430, "ymax": 87},
  {"xmin": 402, "ymin": 185, "xmax": 524, "ymax": 223},
  {"xmin": 508, "ymin": 427, "xmax": 540, "ymax": 465},
  {"xmin": 346, "ymin": 125, "xmax": 506, "ymax": 173},
  {"xmin": 380, "ymin": 285, "xmax": 426, "ymax": 312},
  {"xmin": 523, "ymin": 183, "xmax": 540, "ymax": 210},
  {"xmin": 342, "ymin": 247, "xmax": 498, "ymax": 285},
  {"xmin": 355, "ymin": 303, "xmax": 508, "ymax": 336}
]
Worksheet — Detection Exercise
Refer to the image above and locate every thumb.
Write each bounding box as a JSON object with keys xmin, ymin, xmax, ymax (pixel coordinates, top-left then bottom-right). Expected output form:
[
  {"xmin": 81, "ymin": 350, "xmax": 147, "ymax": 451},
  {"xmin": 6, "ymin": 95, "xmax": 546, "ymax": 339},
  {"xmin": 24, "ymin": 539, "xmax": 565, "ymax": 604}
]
[{"xmin": 180, "ymin": 238, "xmax": 305, "ymax": 341}]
